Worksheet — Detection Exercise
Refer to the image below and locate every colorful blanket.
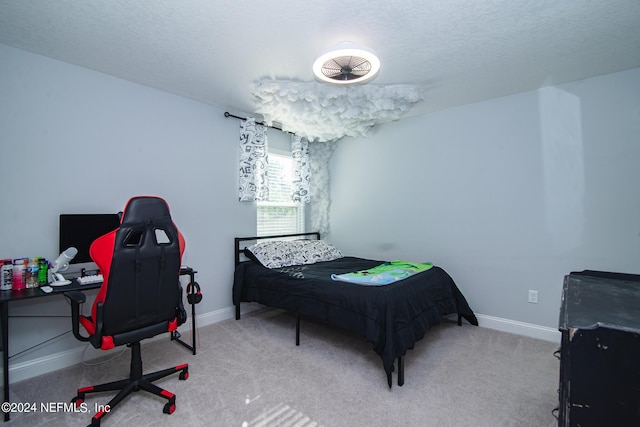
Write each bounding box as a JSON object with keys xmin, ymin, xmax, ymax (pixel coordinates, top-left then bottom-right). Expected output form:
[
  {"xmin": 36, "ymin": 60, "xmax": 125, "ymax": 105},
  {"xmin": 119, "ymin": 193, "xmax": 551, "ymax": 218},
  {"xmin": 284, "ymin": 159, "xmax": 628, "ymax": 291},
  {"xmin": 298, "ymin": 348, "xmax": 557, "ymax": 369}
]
[{"xmin": 331, "ymin": 260, "xmax": 433, "ymax": 286}]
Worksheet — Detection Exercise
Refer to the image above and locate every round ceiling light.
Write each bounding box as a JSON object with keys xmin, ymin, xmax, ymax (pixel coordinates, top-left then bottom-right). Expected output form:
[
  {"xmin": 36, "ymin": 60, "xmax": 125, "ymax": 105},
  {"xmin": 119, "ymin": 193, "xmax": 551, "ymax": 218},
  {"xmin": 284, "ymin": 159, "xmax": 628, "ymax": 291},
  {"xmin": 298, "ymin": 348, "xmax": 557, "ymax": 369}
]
[{"xmin": 312, "ymin": 43, "xmax": 381, "ymax": 85}]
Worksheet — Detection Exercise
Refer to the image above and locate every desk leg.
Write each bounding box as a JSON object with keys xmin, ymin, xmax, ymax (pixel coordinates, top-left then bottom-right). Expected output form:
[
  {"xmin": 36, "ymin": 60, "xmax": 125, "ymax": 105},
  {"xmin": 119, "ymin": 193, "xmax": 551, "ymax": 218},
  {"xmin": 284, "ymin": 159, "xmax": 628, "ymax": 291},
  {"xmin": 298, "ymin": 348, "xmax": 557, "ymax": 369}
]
[
  {"xmin": 1, "ymin": 302, "xmax": 9, "ymax": 421},
  {"xmin": 171, "ymin": 269, "xmax": 197, "ymax": 355},
  {"xmin": 170, "ymin": 302, "xmax": 197, "ymax": 355},
  {"xmin": 189, "ymin": 298, "xmax": 196, "ymax": 355}
]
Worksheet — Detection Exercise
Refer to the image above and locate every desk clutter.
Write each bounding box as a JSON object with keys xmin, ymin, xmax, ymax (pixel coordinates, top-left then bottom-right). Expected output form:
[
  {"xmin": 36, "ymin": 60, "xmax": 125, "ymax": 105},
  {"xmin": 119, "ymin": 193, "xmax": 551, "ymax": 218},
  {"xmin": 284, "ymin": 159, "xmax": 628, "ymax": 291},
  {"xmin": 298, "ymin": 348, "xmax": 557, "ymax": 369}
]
[
  {"xmin": 1, "ymin": 257, "xmax": 104, "ymax": 291},
  {"xmin": 1, "ymin": 257, "xmax": 50, "ymax": 291}
]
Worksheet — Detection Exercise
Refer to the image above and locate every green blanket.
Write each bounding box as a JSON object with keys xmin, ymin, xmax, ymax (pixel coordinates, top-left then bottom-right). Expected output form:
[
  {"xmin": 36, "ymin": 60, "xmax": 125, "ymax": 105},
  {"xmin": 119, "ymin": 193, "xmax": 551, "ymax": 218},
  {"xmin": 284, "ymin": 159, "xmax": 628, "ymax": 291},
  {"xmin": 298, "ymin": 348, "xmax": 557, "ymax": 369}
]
[{"xmin": 331, "ymin": 260, "xmax": 433, "ymax": 286}]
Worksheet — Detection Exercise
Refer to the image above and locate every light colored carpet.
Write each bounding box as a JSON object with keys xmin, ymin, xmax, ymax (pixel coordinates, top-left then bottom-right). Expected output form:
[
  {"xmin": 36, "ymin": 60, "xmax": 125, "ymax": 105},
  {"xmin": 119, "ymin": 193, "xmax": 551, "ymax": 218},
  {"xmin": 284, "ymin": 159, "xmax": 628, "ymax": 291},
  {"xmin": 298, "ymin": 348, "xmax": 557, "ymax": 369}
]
[{"xmin": 7, "ymin": 308, "xmax": 559, "ymax": 427}]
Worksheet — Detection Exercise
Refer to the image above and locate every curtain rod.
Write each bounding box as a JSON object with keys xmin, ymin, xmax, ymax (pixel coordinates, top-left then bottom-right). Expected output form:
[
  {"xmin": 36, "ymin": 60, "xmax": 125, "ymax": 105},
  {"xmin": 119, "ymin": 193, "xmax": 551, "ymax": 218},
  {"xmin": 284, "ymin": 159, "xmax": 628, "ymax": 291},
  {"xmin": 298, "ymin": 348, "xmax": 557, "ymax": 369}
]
[{"xmin": 224, "ymin": 111, "xmax": 293, "ymax": 134}]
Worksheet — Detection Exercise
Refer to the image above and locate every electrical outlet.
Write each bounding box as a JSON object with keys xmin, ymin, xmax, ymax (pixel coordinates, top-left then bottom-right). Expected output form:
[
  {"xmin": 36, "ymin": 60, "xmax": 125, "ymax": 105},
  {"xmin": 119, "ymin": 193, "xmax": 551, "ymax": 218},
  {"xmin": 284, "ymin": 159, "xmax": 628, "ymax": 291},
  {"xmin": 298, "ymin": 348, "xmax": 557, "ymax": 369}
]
[{"xmin": 528, "ymin": 290, "xmax": 538, "ymax": 304}]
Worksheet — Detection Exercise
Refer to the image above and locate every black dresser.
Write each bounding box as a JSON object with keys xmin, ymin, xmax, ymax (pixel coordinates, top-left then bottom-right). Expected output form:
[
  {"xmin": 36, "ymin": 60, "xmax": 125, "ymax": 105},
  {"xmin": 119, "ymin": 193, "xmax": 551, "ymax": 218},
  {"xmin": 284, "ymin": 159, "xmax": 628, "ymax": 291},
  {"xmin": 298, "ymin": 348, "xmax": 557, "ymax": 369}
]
[{"xmin": 558, "ymin": 270, "xmax": 640, "ymax": 426}]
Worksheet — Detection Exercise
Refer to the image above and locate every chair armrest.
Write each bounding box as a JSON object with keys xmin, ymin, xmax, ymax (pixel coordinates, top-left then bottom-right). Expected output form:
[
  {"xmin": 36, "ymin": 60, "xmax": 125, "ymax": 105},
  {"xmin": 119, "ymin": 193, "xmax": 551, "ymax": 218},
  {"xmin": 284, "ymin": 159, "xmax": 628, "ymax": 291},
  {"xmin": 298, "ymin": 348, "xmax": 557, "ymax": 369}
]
[
  {"xmin": 65, "ymin": 290, "xmax": 86, "ymax": 304},
  {"xmin": 64, "ymin": 291, "xmax": 90, "ymax": 342}
]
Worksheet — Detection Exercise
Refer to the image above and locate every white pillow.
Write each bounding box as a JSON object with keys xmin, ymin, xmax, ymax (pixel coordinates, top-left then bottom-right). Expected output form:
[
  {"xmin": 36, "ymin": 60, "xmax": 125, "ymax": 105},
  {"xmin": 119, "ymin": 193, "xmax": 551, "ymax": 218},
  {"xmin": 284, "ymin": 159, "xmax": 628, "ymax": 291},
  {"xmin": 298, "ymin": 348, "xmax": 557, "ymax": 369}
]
[{"xmin": 246, "ymin": 240, "xmax": 344, "ymax": 269}]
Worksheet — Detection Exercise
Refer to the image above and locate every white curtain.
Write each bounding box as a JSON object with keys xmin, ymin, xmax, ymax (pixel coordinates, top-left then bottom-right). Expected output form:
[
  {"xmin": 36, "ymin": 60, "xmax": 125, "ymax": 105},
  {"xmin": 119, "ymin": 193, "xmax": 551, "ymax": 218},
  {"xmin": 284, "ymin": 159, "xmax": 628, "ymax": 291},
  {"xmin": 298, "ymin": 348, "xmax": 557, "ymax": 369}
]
[
  {"xmin": 238, "ymin": 118, "xmax": 269, "ymax": 202},
  {"xmin": 291, "ymin": 134, "xmax": 311, "ymax": 203},
  {"xmin": 308, "ymin": 140, "xmax": 338, "ymax": 236}
]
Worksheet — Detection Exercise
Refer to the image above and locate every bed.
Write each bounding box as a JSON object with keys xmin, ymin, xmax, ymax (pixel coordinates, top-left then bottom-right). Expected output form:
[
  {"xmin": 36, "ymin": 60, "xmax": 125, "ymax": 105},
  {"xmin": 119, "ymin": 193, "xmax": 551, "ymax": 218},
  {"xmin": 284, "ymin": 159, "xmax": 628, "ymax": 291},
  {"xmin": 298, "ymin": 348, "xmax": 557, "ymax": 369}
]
[{"xmin": 232, "ymin": 232, "xmax": 478, "ymax": 387}]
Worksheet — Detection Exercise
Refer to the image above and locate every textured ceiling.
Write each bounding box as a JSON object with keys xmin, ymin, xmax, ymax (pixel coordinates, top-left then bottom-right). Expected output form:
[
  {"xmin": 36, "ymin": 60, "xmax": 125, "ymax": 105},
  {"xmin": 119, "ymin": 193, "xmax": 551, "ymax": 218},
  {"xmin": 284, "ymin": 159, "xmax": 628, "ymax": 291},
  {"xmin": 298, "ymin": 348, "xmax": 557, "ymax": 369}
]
[{"xmin": 1, "ymin": 0, "xmax": 639, "ymax": 134}]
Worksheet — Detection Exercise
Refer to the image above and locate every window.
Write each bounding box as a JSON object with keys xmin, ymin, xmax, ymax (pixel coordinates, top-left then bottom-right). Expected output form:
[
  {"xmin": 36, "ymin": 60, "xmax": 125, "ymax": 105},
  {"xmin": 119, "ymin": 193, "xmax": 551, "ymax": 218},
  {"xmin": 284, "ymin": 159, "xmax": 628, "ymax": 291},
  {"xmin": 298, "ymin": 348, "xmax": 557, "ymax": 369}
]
[{"xmin": 257, "ymin": 152, "xmax": 305, "ymax": 236}]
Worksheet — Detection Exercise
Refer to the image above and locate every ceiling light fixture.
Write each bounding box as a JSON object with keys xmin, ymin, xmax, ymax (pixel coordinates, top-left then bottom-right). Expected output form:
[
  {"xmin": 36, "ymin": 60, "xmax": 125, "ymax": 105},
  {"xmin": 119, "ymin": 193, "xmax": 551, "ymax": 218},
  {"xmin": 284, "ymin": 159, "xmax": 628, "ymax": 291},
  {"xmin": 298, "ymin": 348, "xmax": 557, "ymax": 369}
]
[{"xmin": 312, "ymin": 42, "xmax": 381, "ymax": 85}]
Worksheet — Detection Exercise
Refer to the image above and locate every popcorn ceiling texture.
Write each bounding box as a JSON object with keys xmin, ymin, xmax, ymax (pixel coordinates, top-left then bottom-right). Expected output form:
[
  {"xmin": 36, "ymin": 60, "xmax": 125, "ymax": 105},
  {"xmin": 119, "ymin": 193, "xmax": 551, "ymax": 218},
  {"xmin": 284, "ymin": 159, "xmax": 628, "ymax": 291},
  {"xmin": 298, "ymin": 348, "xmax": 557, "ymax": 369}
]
[
  {"xmin": 252, "ymin": 79, "xmax": 422, "ymax": 235},
  {"xmin": 253, "ymin": 79, "xmax": 424, "ymax": 143},
  {"xmin": 1, "ymin": 1, "xmax": 638, "ymax": 120}
]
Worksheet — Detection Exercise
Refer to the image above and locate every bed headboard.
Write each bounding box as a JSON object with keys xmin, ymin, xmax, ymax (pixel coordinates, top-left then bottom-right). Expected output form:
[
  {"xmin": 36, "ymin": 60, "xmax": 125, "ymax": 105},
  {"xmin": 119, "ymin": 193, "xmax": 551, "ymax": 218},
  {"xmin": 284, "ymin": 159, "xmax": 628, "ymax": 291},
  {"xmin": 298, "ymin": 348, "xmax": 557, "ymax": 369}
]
[{"xmin": 234, "ymin": 232, "xmax": 321, "ymax": 266}]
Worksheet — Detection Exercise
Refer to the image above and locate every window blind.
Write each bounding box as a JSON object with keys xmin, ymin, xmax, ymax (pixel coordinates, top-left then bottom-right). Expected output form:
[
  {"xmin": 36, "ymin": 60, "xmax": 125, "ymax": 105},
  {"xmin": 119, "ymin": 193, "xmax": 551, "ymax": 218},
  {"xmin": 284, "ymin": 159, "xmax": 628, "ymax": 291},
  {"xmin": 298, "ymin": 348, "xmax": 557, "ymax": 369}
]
[{"xmin": 257, "ymin": 153, "xmax": 305, "ymax": 236}]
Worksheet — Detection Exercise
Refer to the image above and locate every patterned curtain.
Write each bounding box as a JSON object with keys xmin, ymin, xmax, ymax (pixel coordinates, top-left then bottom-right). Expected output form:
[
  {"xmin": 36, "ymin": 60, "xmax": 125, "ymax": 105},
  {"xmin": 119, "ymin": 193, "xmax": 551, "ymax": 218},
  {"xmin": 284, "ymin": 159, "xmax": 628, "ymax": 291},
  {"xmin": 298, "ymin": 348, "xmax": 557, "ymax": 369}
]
[
  {"xmin": 291, "ymin": 134, "xmax": 311, "ymax": 203},
  {"xmin": 238, "ymin": 118, "xmax": 269, "ymax": 202}
]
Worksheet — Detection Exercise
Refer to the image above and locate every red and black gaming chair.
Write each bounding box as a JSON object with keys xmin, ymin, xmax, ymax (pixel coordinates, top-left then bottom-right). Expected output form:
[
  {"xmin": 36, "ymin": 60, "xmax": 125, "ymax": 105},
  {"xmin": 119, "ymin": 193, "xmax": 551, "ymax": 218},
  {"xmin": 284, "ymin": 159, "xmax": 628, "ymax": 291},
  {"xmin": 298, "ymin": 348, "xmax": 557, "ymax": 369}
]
[{"xmin": 65, "ymin": 196, "xmax": 189, "ymax": 427}]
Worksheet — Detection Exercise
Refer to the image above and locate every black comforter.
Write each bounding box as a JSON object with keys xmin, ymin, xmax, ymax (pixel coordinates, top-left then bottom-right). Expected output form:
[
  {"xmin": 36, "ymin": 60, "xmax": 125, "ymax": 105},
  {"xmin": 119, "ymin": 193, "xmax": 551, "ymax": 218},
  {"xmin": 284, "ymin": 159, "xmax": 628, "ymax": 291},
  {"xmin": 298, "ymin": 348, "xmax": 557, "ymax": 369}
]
[{"xmin": 233, "ymin": 256, "xmax": 478, "ymax": 380}]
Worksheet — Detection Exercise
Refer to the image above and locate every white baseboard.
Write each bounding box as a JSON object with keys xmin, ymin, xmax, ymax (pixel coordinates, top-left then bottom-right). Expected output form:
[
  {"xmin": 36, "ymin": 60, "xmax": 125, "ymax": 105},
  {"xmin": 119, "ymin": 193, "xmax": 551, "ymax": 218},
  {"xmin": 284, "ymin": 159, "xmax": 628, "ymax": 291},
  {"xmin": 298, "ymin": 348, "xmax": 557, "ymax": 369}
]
[
  {"xmin": 8, "ymin": 304, "xmax": 254, "ymax": 385},
  {"xmin": 9, "ymin": 306, "xmax": 557, "ymax": 384},
  {"xmin": 475, "ymin": 313, "xmax": 561, "ymax": 343},
  {"xmin": 177, "ymin": 303, "xmax": 262, "ymax": 333},
  {"xmin": 9, "ymin": 346, "xmax": 88, "ymax": 385}
]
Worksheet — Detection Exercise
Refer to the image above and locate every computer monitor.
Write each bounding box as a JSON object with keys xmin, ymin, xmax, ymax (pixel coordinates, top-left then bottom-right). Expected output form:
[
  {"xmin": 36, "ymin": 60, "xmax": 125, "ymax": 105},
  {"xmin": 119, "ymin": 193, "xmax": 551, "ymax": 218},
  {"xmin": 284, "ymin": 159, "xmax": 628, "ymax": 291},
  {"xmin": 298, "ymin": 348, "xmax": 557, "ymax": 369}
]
[{"xmin": 58, "ymin": 214, "xmax": 121, "ymax": 275}]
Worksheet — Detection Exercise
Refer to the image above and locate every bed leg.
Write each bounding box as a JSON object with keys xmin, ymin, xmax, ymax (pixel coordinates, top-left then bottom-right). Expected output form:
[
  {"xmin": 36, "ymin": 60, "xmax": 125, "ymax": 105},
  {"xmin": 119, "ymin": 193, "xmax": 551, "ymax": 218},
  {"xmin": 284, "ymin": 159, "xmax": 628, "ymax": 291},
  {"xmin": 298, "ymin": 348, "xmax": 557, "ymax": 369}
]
[
  {"xmin": 397, "ymin": 356, "xmax": 404, "ymax": 387},
  {"xmin": 296, "ymin": 314, "xmax": 300, "ymax": 346},
  {"xmin": 457, "ymin": 313, "xmax": 462, "ymax": 326},
  {"xmin": 235, "ymin": 304, "xmax": 241, "ymax": 320}
]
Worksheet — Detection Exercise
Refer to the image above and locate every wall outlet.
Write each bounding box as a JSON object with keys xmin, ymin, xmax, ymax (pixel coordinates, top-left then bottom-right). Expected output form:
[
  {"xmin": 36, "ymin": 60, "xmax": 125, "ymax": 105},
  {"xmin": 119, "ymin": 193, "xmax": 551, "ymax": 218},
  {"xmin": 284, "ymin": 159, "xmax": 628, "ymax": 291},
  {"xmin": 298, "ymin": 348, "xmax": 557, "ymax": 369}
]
[{"xmin": 528, "ymin": 290, "xmax": 538, "ymax": 304}]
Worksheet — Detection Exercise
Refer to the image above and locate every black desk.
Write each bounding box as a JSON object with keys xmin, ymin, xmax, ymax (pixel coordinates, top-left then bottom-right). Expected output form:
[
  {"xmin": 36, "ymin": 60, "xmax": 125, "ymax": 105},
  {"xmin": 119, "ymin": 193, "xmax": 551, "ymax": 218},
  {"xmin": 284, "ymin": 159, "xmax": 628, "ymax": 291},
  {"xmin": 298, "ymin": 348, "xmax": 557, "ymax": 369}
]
[
  {"xmin": 0, "ymin": 280, "xmax": 101, "ymax": 422},
  {"xmin": 1, "ymin": 266, "xmax": 198, "ymax": 422}
]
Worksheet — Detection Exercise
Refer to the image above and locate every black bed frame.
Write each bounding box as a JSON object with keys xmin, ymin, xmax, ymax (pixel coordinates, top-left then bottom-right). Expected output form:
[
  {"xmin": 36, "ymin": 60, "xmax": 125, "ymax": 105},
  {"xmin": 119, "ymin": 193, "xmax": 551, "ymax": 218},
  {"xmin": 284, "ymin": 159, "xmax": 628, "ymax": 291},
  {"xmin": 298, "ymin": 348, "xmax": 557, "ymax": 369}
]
[
  {"xmin": 234, "ymin": 232, "xmax": 320, "ymax": 323},
  {"xmin": 234, "ymin": 231, "xmax": 321, "ymax": 267},
  {"xmin": 234, "ymin": 231, "xmax": 442, "ymax": 388}
]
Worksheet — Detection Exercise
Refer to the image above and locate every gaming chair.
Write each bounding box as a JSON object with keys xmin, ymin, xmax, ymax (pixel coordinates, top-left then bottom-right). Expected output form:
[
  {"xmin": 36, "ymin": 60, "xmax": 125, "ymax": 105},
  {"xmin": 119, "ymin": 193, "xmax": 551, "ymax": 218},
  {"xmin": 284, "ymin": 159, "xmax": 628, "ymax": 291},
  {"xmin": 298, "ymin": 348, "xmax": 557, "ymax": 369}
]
[{"xmin": 65, "ymin": 196, "xmax": 189, "ymax": 427}]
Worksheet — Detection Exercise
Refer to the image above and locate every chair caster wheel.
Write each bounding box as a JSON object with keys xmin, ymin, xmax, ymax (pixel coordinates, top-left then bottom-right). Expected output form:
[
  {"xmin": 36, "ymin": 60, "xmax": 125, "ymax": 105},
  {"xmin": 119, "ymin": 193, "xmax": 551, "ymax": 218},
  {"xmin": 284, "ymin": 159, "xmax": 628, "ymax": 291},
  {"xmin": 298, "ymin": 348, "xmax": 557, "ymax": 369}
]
[
  {"xmin": 179, "ymin": 370, "xmax": 189, "ymax": 380},
  {"xmin": 72, "ymin": 396, "xmax": 84, "ymax": 407},
  {"xmin": 163, "ymin": 402, "xmax": 176, "ymax": 414}
]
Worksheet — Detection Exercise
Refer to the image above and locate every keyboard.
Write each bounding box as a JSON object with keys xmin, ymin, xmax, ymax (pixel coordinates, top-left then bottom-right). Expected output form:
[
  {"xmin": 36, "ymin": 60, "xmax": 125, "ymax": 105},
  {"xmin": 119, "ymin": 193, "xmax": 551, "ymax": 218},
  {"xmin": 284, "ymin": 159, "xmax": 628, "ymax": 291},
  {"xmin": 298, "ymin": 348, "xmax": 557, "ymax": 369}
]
[{"xmin": 78, "ymin": 274, "xmax": 103, "ymax": 285}]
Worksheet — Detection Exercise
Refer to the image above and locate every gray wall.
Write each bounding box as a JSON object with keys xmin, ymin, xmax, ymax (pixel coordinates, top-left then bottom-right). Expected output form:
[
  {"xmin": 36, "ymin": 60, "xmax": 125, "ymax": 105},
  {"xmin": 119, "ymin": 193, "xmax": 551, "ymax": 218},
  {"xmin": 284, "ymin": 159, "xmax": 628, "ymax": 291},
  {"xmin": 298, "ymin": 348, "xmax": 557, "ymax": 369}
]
[
  {"xmin": 329, "ymin": 67, "xmax": 640, "ymax": 328},
  {"xmin": 0, "ymin": 43, "xmax": 278, "ymax": 375},
  {"xmin": 2, "ymin": 41, "xmax": 639, "ymax": 380}
]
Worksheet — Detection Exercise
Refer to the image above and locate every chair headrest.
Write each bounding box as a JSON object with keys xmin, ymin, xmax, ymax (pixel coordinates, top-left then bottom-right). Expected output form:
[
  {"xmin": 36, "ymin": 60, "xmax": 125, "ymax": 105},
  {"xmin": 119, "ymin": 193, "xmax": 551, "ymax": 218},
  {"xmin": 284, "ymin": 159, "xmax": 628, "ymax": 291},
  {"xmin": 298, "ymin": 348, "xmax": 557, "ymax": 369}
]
[{"xmin": 120, "ymin": 196, "xmax": 172, "ymax": 225}]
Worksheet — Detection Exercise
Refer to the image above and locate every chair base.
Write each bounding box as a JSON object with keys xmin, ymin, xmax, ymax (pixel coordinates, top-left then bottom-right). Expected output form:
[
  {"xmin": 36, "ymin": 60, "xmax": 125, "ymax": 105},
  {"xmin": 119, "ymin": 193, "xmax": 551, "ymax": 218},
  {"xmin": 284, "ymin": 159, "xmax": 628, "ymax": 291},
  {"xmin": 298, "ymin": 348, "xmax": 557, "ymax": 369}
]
[{"xmin": 72, "ymin": 342, "xmax": 188, "ymax": 427}]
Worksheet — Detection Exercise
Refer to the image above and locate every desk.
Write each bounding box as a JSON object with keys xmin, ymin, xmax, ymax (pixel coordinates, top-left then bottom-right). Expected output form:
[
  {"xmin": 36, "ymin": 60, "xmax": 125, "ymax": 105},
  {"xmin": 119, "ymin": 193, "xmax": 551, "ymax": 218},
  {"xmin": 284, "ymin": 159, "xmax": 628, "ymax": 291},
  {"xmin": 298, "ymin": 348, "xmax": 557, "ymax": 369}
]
[
  {"xmin": 0, "ymin": 267, "xmax": 198, "ymax": 422},
  {"xmin": 0, "ymin": 280, "xmax": 101, "ymax": 422}
]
